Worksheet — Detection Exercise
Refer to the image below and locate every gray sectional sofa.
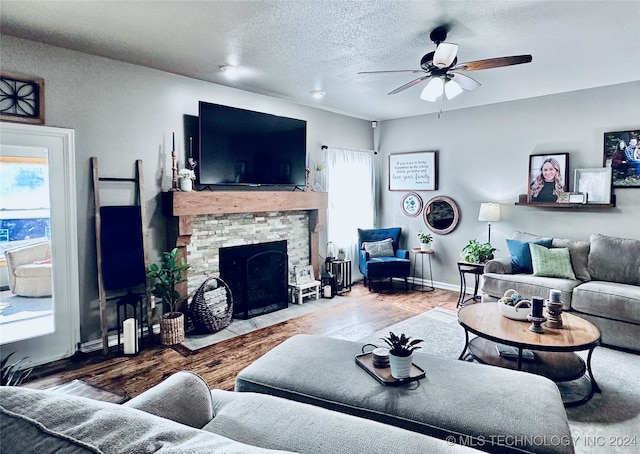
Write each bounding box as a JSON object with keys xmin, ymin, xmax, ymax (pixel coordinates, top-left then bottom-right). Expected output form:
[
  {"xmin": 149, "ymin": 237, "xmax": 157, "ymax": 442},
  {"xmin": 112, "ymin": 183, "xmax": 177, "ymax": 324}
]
[
  {"xmin": 482, "ymin": 232, "xmax": 640, "ymax": 352},
  {"xmin": 1, "ymin": 371, "xmax": 481, "ymax": 454}
]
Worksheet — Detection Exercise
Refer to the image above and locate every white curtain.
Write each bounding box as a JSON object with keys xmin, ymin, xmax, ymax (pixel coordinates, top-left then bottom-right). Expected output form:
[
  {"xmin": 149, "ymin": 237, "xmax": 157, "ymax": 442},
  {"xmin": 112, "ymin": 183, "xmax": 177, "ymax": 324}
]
[{"xmin": 326, "ymin": 147, "xmax": 375, "ymax": 270}]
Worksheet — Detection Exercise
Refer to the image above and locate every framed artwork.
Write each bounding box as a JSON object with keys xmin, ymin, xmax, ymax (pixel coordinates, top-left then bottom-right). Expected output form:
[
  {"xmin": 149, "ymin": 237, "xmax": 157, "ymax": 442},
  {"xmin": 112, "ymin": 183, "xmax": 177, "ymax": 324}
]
[
  {"xmin": 0, "ymin": 72, "xmax": 45, "ymax": 125},
  {"xmin": 527, "ymin": 153, "xmax": 569, "ymax": 203},
  {"xmin": 294, "ymin": 265, "xmax": 315, "ymax": 284},
  {"xmin": 574, "ymin": 167, "xmax": 612, "ymax": 204},
  {"xmin": 389, "ymin": 151, "xmax": 437, "ymax": 191},
  {"xmin": 603, "ymin": 129, "xmax": 640, "ymax": 188},
  {"xmin": 400, "ymin": 192, "xmax": 423, "ymax": 217}
]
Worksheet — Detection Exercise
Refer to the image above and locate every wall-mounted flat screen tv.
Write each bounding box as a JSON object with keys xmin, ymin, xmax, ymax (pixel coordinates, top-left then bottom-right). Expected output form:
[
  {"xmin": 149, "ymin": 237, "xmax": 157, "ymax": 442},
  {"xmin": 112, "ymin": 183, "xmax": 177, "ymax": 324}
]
[{"xmin": 198, "ymin": 101, "xmax": 307, "ymax": 188}]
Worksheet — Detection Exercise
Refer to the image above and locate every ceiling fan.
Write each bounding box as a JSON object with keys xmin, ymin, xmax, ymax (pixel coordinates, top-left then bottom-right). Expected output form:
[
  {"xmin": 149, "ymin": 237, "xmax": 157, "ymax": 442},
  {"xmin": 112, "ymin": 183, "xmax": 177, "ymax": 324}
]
[{"xmin": 359, "ymin": 26, "xmax": 532, "ymax": 102}]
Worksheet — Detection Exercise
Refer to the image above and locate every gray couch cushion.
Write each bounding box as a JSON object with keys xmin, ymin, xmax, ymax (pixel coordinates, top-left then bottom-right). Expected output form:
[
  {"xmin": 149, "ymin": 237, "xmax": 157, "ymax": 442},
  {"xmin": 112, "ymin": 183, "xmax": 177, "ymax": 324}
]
[
  {"xmin": 0, "ymin": 387, "xmax": 293, "ymax": 454},
  {"xmin": 588, "ymin": 234, "xmax": 640, "ymax": 286},
  {"xmin": 236, "ymin": 334, "xmax": 573, "ymax": 454},
  {"xmin": 482, "ymin": 272, "xmax": 578, "ymax": 310},
  {"xmin": 205, "ymin": 389, "xmax": 479, "ymax": 454},
  {"xmin": 572, "ymin": 281, "xmax": 640, "ymax": 324},
  {"xmin": 551, "ymin": 238, "xmax": 590, "ymax": 282}
]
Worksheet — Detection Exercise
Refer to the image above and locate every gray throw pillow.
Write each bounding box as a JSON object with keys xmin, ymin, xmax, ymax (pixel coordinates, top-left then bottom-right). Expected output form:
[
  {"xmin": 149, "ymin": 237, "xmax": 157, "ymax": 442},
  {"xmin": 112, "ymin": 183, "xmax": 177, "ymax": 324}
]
[{"xmin": 362, "ymin": 238, "xmax": 395, "ymax": 258}]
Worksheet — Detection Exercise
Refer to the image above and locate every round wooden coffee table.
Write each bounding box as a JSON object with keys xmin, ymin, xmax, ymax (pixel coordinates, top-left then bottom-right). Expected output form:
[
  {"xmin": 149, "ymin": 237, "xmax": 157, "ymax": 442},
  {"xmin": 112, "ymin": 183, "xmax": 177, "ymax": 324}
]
[{"xmin": 457, "ymin": 303, "xmax": 601, "ymax": 406}]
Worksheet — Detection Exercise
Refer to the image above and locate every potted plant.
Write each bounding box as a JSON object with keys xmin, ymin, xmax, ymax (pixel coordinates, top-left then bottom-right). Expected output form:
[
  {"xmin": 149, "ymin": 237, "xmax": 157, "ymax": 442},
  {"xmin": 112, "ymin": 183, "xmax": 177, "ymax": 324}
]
[
  {"xmin": 337, "ymin": 247, "xmax": 346, "ymax": 261},
  {"xmin": 178, "ymin": 168, "xmax": 196, "ymax": 192},
  {"xmin": 380, "ymin": 331, "xmax": 424, "ymax": 379},
  {"xmin": 417, "ymin": 231, "xmax": 433, "ymax": 252},
  {"xmin": 1, "ymin": 352, "xmax": 33, "ymax": 386},
  {"xmin": 460, "ymin": 239, "xmax": 496, "ymax": 263},
  {"xmin": 147, "ymin": 248, "xmax": 191, "ymax": 345}
]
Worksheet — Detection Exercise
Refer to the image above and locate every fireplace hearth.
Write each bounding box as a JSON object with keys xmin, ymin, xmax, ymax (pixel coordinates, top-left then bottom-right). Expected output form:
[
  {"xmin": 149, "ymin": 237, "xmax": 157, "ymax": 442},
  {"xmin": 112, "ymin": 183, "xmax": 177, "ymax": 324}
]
[{"xmin": 219, "ymin": 241, "xmax": 288, "ymax": 319}]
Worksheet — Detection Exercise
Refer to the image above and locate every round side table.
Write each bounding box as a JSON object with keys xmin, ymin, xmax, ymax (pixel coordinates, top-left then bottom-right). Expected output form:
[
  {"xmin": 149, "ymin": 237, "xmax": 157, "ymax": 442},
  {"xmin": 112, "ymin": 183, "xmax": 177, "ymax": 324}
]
[{"xmin": 411, "ymin": 248, "xmax": 435, "ymax": 292}]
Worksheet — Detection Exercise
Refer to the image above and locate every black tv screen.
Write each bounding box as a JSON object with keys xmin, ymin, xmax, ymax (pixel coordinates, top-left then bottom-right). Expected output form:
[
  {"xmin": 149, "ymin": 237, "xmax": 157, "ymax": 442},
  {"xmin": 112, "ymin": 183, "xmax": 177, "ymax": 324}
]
[{"xmin": 198, "ymin": 102, "xmax": 307, "ymax": 187}]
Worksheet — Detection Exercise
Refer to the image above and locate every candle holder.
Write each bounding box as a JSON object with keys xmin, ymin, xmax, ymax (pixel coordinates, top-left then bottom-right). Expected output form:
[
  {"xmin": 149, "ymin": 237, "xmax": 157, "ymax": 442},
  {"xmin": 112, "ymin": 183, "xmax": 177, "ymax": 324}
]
[
  {"xmin": 170, "ymin": 149, "xmax": 178, "ymax": 191},
  {"xmin": 545, "ymin": 300, "xmax": 564, "ymax": 329},
  {"xmin": 527, "ymin": 313, "xmax": 546, "ymax": 333}
]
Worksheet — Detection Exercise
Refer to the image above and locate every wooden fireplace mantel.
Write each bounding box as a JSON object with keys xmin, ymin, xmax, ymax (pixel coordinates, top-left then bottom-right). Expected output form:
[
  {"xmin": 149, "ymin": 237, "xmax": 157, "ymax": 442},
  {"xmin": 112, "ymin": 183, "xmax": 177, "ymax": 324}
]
[{"xmin": 163, "ymin": 190, "xmax": 328, "ymax": 286}]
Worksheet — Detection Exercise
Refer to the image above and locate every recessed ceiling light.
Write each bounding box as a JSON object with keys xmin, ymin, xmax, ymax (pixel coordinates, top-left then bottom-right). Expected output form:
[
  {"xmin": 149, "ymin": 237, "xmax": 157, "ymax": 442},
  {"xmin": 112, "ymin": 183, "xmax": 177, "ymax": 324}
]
[{"xmin": 310, "ymin": 90, "xmax": 326, "ymax": 99}]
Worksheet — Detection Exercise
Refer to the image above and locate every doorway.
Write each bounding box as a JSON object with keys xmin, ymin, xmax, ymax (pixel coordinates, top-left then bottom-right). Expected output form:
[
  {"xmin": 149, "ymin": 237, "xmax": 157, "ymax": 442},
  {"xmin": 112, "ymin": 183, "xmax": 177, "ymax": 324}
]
[{"xmin": 0, "ymin": 122, "xmax": 80, "ymax": 367}]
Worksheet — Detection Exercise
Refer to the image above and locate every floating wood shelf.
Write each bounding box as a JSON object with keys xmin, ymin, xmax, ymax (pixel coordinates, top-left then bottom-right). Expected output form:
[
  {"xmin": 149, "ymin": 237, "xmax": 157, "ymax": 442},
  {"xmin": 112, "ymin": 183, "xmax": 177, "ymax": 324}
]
[{"xmin": 515, "ymin": 194, "xmax": 616, "ymax": 209}]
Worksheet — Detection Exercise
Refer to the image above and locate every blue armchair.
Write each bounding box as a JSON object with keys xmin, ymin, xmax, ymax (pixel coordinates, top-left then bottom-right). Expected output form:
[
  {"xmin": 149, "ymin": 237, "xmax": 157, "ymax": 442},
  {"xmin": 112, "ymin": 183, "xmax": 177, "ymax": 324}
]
[{"xmin": 357, "ymin": 227, "xmax": 410, "ymax": 291}]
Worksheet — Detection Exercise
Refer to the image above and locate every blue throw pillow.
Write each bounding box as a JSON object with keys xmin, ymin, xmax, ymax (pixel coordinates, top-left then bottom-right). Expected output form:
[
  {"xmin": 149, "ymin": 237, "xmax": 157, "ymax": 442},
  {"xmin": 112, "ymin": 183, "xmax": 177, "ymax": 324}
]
[{"xmin": 506, "ymin": 238, "xmax": 553, "ymax": 273}]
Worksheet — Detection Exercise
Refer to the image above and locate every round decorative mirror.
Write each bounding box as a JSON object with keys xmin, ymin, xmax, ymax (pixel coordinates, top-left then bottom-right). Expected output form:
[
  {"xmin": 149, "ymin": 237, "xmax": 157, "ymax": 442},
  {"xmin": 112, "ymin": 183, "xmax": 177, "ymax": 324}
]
[{"xmin": 423, "ymin": 196, "xmax": 460, "ymax": 235}]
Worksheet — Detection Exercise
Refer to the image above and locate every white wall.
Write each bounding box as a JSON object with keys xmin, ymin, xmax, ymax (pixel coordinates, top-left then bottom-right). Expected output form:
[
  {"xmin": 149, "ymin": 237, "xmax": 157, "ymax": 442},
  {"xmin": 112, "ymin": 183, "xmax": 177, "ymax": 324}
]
[
  {"xmin": 377, "ymin": 81, "xmax": 640, "ymax": 289},
  {"xmin": 1, "ymin": 35, "xmax": 373, "ymax": 342}
]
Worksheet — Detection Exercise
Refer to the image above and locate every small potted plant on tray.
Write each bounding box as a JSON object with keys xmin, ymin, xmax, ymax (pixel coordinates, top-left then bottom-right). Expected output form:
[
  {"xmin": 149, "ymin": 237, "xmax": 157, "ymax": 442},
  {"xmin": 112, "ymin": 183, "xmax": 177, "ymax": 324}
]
[
  {"xmin": 417, "ymin": 231, "xmax": 433, "ymax": 252},
  {"xmin": 147, "ymin": 248, "xmax": 191, "ymax": 345},
  {"xmin": 380, "ymin": 331, "xmax": 424, "ymax": 379}
]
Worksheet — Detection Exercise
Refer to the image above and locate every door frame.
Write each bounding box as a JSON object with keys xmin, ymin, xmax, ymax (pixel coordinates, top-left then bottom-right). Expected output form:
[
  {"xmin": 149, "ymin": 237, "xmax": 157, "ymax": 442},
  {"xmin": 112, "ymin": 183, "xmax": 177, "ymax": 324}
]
[{"xmin": 0, "ymin": 122, "xmax": 80, "ymax": 366}]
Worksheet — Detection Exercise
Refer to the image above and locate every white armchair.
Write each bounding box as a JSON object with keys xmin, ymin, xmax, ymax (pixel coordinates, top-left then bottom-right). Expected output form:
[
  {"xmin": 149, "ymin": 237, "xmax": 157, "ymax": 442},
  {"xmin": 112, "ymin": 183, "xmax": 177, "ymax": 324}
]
[{"xmin": 4, "ymin": 241, "xmax": 52, "ymax": 297}]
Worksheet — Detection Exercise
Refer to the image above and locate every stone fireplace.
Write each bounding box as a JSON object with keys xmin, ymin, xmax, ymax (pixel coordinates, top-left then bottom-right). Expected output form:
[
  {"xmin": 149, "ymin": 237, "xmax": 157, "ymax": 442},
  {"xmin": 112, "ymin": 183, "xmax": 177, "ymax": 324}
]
[{"xmin": 163, "ymin": 191, "xmax": 328, "ymax": 304}]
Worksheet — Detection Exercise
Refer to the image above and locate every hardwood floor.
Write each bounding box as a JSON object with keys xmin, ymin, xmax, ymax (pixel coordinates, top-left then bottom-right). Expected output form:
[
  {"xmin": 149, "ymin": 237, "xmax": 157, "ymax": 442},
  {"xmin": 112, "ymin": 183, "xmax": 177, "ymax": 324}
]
[{"xmin": 25, "ymin": 284, "xmax": 460, "ymax": 398}]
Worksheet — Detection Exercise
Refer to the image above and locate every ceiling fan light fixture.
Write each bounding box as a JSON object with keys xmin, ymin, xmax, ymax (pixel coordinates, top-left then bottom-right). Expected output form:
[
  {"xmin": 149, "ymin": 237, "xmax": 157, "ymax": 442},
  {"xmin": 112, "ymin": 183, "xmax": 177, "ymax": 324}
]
[
  {"xmin": 433, "ymin": 43, "xmax": 458, "ymax": 68},
  {"xmin": 444, "ymin": 79, "xmax": 463, "ymax": 99},
  {"xmin": 420, "ymin": 77, "xmax": 444, "ymax": 102}
]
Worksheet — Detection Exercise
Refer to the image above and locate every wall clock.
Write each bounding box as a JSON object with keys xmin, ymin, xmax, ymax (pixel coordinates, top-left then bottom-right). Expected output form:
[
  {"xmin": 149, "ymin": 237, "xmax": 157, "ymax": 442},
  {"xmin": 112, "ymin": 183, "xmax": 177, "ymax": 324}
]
[
  {"xmin": 401, "ymin": 192, "xmax": 423, "ymax": 217},
  {"xmin": 0, "ymin": 72, "xmax": 45, "ymax": 125}
]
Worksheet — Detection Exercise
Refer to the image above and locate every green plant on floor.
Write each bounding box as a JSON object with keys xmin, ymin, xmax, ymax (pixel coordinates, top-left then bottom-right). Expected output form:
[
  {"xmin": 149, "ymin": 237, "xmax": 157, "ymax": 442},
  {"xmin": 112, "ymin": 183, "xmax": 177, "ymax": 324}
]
[
  {"xmin": 417, "ymin": 231, "xmax": 433, "ymax": 244},
  {"xmin": 380, "ymin": 332, "xmax": 424, "ymax": 357},
  {"xmin": 147, "ymin": 248, "xmax": 191, "ymax": 314},
  {"xmin": 460, "ymin": 239, "xmax": 496, "ymax": 263},
  {"xmin": 1, "ymin": 352, "xmax": 33, "ymax": 386}
]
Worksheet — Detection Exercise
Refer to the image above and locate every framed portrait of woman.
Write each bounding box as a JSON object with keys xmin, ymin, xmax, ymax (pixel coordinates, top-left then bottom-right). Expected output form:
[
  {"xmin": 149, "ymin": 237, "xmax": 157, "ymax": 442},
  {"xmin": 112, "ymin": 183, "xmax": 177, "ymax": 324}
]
[{"xmin": 528, "ymin": 153, "xmax": 569, "ymax": 203}]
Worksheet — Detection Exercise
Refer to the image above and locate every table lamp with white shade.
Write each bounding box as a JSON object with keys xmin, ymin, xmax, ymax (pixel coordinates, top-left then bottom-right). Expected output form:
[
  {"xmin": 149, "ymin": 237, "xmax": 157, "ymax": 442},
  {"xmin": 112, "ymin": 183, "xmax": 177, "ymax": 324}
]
[{"xmin": 478, "ymin": 202, "xmax": 501, "ymax": 244}]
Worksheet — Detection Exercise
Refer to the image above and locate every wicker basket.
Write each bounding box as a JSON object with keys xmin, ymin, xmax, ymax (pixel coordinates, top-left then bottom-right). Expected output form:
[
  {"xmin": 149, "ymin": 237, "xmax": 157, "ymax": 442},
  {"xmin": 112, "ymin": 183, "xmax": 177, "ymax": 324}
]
[
  {"xmin": 160, "ymin": 312, "xmax": 185, "ymax": 345},
  {"xmin": 188, "ymin": 277, "xmax": 234, "ymax": 334}
]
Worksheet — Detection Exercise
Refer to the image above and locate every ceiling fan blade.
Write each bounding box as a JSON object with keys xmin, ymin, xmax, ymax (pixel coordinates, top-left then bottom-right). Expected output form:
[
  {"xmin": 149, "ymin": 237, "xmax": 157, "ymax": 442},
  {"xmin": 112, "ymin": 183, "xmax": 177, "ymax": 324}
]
[
  {"xmin": 449, "ymin": 72, "xmax": 480, "ymax": 90},
  {"xmin": 453, "ymin": 55, "xmax": 532, "ymax": 72},
  {"xmin": 358, "ymin": 70, "xmax": 427, "ymax": 75},
  {"xmin": 433, "ymin": 42, "xmax": 458, "ymax": 68},
  {"xmin": 388, "ymin": 75, "xmax": 431, "ymax": 95}
]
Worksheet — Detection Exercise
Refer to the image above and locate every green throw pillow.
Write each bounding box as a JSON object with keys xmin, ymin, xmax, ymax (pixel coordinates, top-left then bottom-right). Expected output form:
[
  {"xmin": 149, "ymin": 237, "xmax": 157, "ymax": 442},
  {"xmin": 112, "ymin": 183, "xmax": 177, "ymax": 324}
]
[{"xmin": 529, "ymin": 244, "xmax": 576, "ymax": 280}]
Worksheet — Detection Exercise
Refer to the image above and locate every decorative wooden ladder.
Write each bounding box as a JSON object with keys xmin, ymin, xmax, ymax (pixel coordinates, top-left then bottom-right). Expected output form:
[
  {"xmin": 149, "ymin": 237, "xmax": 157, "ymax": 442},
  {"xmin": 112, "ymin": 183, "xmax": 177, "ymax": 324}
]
[{"xmin": 91, "ymin": 157, "xmax": 153, "ymax": 355}]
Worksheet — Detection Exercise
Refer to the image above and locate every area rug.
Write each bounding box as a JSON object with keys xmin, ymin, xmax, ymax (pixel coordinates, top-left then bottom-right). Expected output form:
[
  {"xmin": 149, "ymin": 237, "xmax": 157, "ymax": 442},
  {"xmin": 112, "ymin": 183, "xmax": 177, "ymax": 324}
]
[
  {"xmin": 181, "ymin": 295, "xmax": 349, "ymax": 351},
  {"xmin": 357, "ymin": 308, "xmax": 640, "ymax": 454}
]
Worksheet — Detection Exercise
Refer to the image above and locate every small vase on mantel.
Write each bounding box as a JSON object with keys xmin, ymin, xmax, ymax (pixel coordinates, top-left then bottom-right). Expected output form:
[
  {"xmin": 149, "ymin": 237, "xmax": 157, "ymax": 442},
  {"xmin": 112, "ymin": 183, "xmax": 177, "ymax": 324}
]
[{"xmin": 179, "ymin": 178, "xmax": 193, "ymax": 192}]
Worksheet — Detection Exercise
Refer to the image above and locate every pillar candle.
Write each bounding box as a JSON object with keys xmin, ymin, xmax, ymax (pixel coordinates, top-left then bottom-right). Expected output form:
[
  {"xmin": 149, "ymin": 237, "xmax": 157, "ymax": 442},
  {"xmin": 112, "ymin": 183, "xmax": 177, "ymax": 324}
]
[
  {"xmin": 123, "ymin": 318, "xmax": 138, "ymax": 355},
  {"xmin": 323, "ymin": 285, "xmax": 332, "ymax": 297},
  {"xmin": 549, "ymin": 289, "xmax": 561, "ymax": 303},
  {"xmin": 531, "ymin": 297, "xmax": 544, "ymax": 318}
]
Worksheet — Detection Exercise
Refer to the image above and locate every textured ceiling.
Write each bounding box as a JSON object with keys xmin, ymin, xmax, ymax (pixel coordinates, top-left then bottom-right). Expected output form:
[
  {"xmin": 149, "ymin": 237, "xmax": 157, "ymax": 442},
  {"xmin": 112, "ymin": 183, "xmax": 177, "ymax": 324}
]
[{"xmin": 1, "ymin": 1, "xmax": 639, "ymax": 120}]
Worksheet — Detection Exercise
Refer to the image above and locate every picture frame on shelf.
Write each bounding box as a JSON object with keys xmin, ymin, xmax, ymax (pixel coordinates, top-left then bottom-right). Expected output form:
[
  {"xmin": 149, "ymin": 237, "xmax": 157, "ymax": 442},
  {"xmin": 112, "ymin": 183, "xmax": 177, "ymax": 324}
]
[
  {"xmin": 294, "ymin": 265, "xmax": 315, "ymax": 285},
  {"xmin": 574, "ymin": 167, "xmax": 612, "ymax": 204},
  {"xmin": 527, "ymin": 153, "xmax": 569, "ymax": 203},
  {"xmin": 400, "ymin": 192, "xmax": 423, "ymax": 217},
  {"xmin": 389, "ymin": 151, "xmax": 437, "ymax": 191},
  {"xmin": 603, "ymin": 129, "xmax": 640, "ymax": 188}
]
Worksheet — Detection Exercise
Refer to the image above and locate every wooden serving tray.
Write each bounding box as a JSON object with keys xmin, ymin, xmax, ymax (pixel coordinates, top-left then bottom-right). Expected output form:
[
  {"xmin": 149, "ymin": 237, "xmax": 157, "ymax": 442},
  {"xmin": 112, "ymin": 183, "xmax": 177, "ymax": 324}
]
[{"xmin": 355, "ymin": 352, "xmax": 426, "ymax": 386}]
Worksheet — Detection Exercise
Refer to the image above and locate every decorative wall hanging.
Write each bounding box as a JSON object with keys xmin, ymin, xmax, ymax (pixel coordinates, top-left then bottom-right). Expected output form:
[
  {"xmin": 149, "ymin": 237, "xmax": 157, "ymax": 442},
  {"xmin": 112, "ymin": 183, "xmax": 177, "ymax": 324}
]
[
  {"xmin": 603, "ymin": 129, "xmax": 640, "ymax": 188},
  {"xmin": 527, "ymin": 153, "xmax": 569, "ymax": 203},
  {"xmin": 0, "ymin": 72, "xmax": 45, "ymax": 124},
  {"xmin": 423, "ymin": 196, "xmax": 460, "ymax": 235},
  {"xmin": 389, "ymin": 151, "xmax": 437, "ymax": 191},
  {"xmin": 400, "ymin": 192, "xmax": 423, "ymax": 217}
]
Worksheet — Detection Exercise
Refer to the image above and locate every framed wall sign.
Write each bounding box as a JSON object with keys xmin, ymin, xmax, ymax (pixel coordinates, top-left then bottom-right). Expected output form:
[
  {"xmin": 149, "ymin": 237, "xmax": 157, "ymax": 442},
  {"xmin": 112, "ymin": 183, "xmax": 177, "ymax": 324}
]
[
  {"xmin": 603, "ymin": 129, "xmax": 640, "ymax": 188},
  {"xmin": 400, "ymin": 192, "xmax": 423, "ymax": 217},
  {"xmin": 574, "ymin": 167, "xmax": 612, "ymax": 204},
  {"xmin": 389, "ymin": 151, "xmax": 437, "ymax": 191}
]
